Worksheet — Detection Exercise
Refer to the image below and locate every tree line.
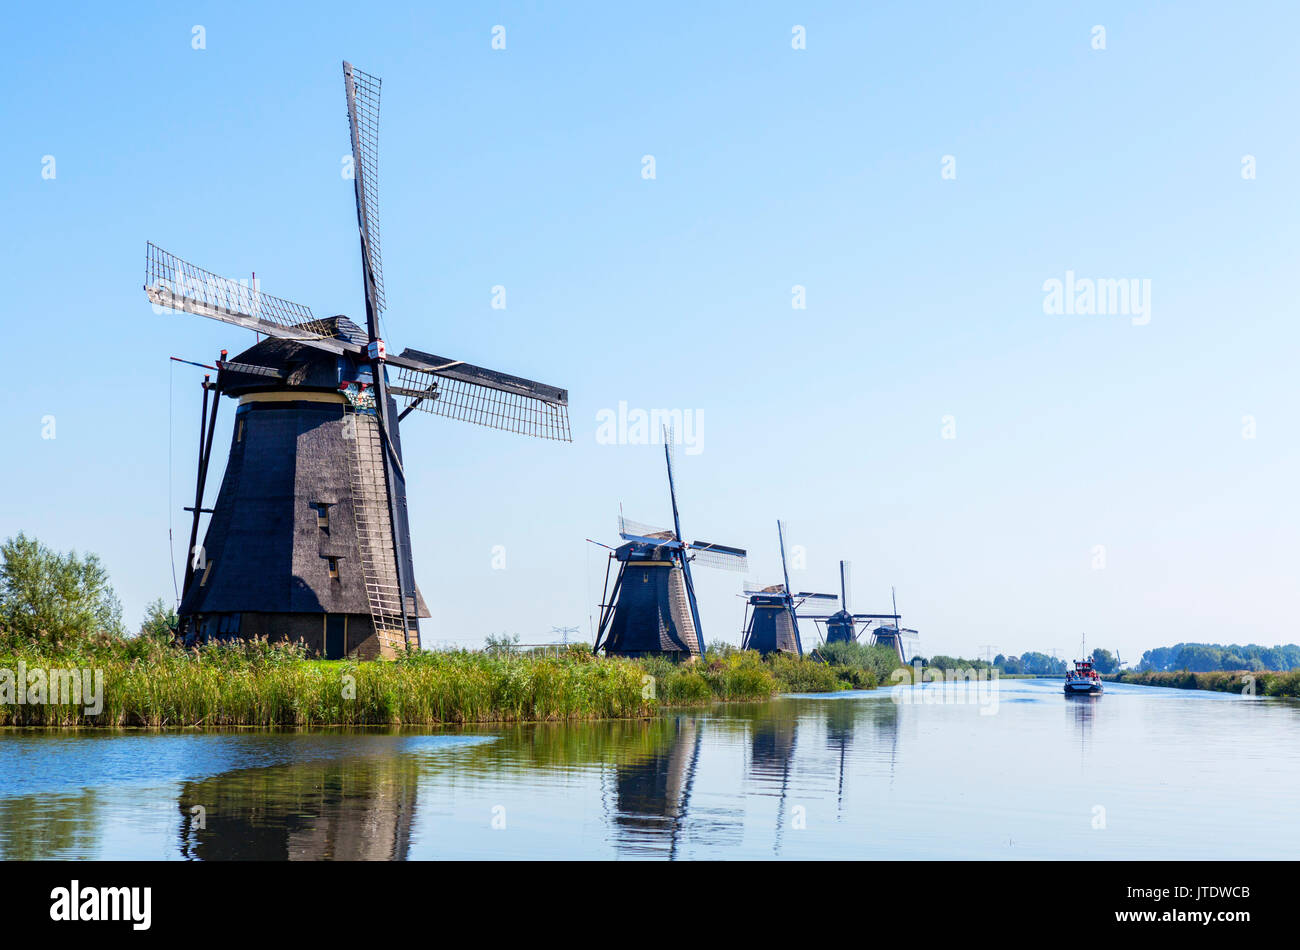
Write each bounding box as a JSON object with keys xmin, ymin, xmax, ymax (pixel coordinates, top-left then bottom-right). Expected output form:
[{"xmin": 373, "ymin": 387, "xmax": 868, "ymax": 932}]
[{"xmin": 1137, "ymin": 642, "xmax": 1300, "ymax": 673}]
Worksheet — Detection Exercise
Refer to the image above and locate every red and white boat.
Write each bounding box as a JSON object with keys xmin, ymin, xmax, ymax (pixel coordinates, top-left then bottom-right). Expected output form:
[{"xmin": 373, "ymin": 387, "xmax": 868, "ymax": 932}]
[{"xmin": 1064, "ymin": 656, "xmax": 1103, "ymax": 695}]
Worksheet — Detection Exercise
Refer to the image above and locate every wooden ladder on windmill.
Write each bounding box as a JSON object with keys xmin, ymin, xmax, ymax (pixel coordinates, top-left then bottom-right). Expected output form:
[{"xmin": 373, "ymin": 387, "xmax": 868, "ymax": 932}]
[{"xmin": 345, "ymin": 402, "xmax": 414, "ymax": 654}]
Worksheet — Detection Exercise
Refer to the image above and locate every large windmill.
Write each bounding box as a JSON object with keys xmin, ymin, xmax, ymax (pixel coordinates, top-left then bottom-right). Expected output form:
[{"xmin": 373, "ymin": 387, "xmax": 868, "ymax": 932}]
[
  {"xmin": 739, "ymin": 521, "xmax": 838, "ymax": 657},
  {"xmin": 590, "ymin": 436, "xmax": 747, "ymax": 659},
  {"xmin": 801, "ymin": 562, "xmax": 915, "ymax": 661},
  {"xmin": 149, "ymin": 62, "xmax": 570, "ymax": 659}
]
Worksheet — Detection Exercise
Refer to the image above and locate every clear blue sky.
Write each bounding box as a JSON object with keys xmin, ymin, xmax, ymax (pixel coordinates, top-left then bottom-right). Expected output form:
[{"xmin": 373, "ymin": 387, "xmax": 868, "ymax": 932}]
[{"xmin": 3, "ymin": 1, "xmax": 1298, "ymax": 662}]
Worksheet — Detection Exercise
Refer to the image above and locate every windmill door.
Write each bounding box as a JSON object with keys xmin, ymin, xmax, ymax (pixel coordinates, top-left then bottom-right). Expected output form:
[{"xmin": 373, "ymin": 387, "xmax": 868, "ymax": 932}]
[{"xmin": 325, "ymin": 615, "xmax": 346, "ymax": 660}]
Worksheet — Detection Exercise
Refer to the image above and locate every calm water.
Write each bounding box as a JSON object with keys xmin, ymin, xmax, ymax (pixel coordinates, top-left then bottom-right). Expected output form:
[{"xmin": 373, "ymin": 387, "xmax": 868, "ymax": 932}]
[{"xmin": 1, "ymin": 678, "xmax": 1296, "ymax": 860}]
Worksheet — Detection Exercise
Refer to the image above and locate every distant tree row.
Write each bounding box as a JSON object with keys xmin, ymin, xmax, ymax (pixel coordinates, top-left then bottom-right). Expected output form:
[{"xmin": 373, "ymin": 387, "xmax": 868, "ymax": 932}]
[
  {"xmin": 1137, "ymin": 643, "xmax": 1300, "ymax": 673},
  {"xmin": 920, "ymin": 641, "xmax": 1300, "ymax": 677},
  {"xmin": 923, "ymin": 652, "xmax": 1076, "ymax": 675},
  {"xmin": 992, "ymin": 652, "xmax": 1070, "ymax": 675}
]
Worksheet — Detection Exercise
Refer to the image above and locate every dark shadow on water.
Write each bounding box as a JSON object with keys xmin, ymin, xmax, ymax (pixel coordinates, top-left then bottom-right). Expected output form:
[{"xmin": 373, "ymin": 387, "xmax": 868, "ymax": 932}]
[
  {"xmin": 605, "ymin": 714, "xmax": 702, "ymax": 859},
  {"xmin": 178, "ymin": 751, "xmax": 419, "ymax": 860}
]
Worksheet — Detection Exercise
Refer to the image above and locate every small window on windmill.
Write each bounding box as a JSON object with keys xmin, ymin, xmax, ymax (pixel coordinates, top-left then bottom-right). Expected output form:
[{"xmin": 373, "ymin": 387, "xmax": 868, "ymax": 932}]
[
  {"xmin": 315, "ymin": 503, "xmax": 331, "ymax": 530},
  {"xmin": 327, "ymin": 556, "xmax": 340, "ymax": 580},
  {"xmin": 236, "ymin": 418, "xmax": 245, "ymax": 443}
]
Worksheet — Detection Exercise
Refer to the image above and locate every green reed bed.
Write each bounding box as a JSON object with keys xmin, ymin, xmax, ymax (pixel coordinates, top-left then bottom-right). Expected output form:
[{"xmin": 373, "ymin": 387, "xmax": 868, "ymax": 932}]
[
  {"xmin": 1110, "ymin": 668, "xmax": 1300, "ymax": 697},
  {"xmin": 0, "ymin": 636, "xmax": 908, "ymax": 728},
  {"xmin": 0, "ymin": 646, "xmax": 652, "ymax": 727}
]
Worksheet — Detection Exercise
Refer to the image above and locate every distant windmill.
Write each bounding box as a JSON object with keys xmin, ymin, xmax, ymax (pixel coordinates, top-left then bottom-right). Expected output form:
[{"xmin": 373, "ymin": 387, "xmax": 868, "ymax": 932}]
[
  {"xmin": 739, "ymin": 521, "xmax": 838, "ymax": 657},
  {"xmin": 869, "ymin": 587, "xmax": 920, "ymax": 664},
  {"xmin": 800, "ymin": 561, "xmax": 908, "ymax": 656},
  {"xmin": 590, "ymin": 432, "xmax": 747, "ymax": 659},
  {"xmin": 148, "ymin": 62, "xmax": 571, "ymax": 659}
]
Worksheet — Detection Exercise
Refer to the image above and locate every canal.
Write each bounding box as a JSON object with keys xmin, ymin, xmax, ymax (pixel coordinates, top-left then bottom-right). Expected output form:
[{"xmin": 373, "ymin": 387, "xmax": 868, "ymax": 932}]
[{"xmin": 0, "ymin": 677, "xmax": 1294, "ymax": 859}]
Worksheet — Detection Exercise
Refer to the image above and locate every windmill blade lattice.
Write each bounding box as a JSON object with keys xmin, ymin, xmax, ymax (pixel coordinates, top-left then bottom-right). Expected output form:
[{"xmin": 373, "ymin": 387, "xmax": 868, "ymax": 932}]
[
  {"xmin": 618, "ymin": 513, "xmax": 672, "ymax": 540},
  {"xmin": 343, "ymin": 61, "xmax": 386, "ymax": 315},
  {"xmin": 392, "ymin": 354, "xmax": 571, "ymax": 442},
  {"xmin": 793, "ymin": 592, "xmax": 841, "ymax": 617},
  {"xmin": 664, "ymin": 423, "xmax": 679, "ymax": 485},
  {"xmin": 688, "ymin": 542, "xmax": 748, "ymax": 572},
  {"xmin": 145, "ymin": 244, "xmax": 340, "ymax": 347}
]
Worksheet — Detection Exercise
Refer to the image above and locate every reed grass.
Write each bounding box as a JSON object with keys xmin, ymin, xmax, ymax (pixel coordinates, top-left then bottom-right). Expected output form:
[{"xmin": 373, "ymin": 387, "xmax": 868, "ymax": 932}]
[
  {"xmin": 0, "ymin": 646, "xmax": 656, "ymax": 727},
  {"xmin": 0, "ymin": 637, "xmax": 905, "ymax": 728},
  {"xmin": 1111, "ymin": 668, "xmax": 1300, "ymax": 697}
]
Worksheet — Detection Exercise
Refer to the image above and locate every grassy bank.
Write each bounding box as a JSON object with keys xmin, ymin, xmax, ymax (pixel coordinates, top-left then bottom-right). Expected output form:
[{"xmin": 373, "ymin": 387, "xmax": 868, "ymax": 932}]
[
  {"xmin": 1109, "ymin": 669, "xmax": 1300, "ymax": 697},
  {"xmin": 0, "ymin": 638, "xmax": 906, "ymax": 727},
  {"xmin": 0, "ymin": 533, "xmax": 909, "ymax": 727}
]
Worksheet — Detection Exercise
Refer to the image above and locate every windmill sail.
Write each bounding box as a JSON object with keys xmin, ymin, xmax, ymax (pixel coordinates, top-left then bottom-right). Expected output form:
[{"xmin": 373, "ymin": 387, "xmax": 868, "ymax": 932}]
[
  {"xmin": 392, "ymin": 352, "xmax": 570, "ymax": 441},
  {"xmin": 342, "ymin": 60, "xmax": 413, "ymax": 647},
  {"xmin": 618, "ymin": 514, "xmax": 672, "ymax": 542},
  {"xmin": 343, "ymin": 61, "xmax": 386, "ymax": 316},
  {"xmin": 793, "ymin": 592, "xmax": 841, "ymax": 617},
  {"xmin": 688, "ymin": 541, "xmax": 748, "ymax": 572},
  {"xmin": 145, "ymin": 244, "xmax": 342, "ymax": 349},
  {"xmin": 146, "ymin": 245, "xmax": 572, "ymax": 447}
]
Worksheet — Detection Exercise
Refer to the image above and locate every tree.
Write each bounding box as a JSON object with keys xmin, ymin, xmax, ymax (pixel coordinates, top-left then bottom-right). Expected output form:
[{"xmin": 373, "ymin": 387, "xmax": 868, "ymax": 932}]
[
  {"xmin": 1137, "ymin": 642, "xmax": 1300, "ymax": 672},
  {"xmin": 0, "ymin": 533, "xmax": 123, "ymax": 649},
  {"xmin": 1020, "ymin": 651, "xmax": 1064, "ymax": 675},
  {"xmin": 1090, "ymin": 648, "xmax": 1118, "ymax": 674},
  {"xmin": 139, "ymin": 598, "xmax": 178, "ymax": 643},
  {"xmin": 484, "ymin": 632, "xmax": 520, "ymax": 655}
]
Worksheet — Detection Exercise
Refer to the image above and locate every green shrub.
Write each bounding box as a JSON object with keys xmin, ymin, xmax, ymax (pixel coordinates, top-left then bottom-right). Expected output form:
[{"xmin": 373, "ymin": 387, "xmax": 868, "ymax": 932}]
[
  {"xmin": 813, "ymin": 640, "xmax": 902, "ymax": 682},
  {"xmin": 0, "ymin": 533, "xmax": 124, "ymax": 650},
  {"xmin": 660, "ymin": 669, "xmax": 713, "ymax": 704},
  {"xmin": 767, "ymin": 652, "xmax": 845, "ymax": 692}
]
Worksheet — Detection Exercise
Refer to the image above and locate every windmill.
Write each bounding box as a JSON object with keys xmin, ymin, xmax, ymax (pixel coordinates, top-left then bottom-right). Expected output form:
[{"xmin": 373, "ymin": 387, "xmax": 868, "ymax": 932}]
[
  {"xmin": 590, "ymin": 433, "xmax": 747, "ymax": 659},
  {"xmin": 800, "ymin": 562, "xmax": 913, "ymax": 660},
  {"xmin": 739, "ymin": 521, "xmax": 838, "ymax": 657},
  {"xmin": 868, "ymin": 587, "xmax": 920, "ymax": 663},
  {"xmin": 148, "ymin": 62, "xmax": 570, "ymax": 659}
]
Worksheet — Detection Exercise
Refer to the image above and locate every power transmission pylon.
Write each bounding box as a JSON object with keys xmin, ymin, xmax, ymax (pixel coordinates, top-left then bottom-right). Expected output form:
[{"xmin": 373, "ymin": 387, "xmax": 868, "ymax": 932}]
[{"xmin": 550, "ymin": 625, "xmax": 579, "ymax": 646}]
